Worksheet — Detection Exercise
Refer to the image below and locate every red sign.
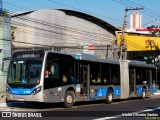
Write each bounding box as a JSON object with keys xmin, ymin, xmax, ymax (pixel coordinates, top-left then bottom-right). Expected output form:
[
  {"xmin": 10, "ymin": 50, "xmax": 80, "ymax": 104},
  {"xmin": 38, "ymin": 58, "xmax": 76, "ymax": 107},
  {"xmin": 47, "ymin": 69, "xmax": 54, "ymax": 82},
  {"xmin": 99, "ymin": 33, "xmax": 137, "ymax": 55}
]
[{"xmin": 88, "ymin": 46, "xmax": 95, "ymax": 50}]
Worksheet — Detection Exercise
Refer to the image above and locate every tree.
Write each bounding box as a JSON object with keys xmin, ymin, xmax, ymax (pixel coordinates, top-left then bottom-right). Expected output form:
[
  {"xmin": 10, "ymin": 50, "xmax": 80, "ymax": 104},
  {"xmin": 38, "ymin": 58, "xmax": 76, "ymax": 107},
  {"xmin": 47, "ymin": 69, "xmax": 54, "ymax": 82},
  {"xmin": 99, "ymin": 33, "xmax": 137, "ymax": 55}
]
[
  {"xmin": 1, "ymin": 9, "xmax": 9, "ymax": 17},
  {"xmin": 147, "ymin": 25, "xmax": 160, "ymax": 37},
  {"xmin": 11, "ymin": 26, "xmax": 17, "ymax": 41}
]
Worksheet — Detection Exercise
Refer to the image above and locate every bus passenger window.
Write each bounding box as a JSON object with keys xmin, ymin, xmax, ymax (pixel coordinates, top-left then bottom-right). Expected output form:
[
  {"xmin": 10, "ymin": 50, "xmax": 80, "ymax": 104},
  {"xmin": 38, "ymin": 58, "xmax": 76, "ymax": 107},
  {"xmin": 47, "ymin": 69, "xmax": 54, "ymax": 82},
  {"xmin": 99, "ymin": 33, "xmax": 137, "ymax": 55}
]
[
  {"xmin": 29, "ymin": 72, "xmax": 34, "ymax": 77},
  {"xmin": 63, "ymin": 75, "xmax": 67, "ymax": 82},
  {"xmin": 64, "ymin": 71, "xmax": 76, "ymax": 83},
  {"xmin": 46, "ymin": 63, "xmax": 60, "ymax": 79},
  {"xmin": 54, "ymin": 63, "xmax": 60, "ymax": 79},
  {"xmin": 92, "ymin": 79, "xmax": 96, "ymax": 83},
  {"xmin": 97, "ymin": 78, "xmax": 101, "ymax": 83},
  {"xmin": 50, "ymin": 65, "xmax": 54, "ymax": 76},
  {"xmin": 103, "ymin": 78, "xmax": 107, "ymax": 84},
  {"xmin": 35, "ymin": 71, "xmax": 40, "ymax": 77},
  {"xmin": 112, "ymin": 76, "xmax": 117, "ymax": 83},
  {"xmin": 70, "ymin": 76, "xmax": 76, "ymax": 83}
]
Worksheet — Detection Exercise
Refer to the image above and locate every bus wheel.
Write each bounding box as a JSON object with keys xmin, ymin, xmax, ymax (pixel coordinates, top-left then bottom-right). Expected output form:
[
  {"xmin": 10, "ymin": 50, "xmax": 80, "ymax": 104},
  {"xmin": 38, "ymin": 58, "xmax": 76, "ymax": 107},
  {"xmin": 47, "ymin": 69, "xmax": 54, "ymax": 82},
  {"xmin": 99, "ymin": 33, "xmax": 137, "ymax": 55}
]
[
  {"xmin": 6, "ymin": 98, "xmax": 9, "ymax": 104},
  {"xmin": 142, "ymin": 88, "xmax": 146, "ymax": 99},
  {"xmin": 63, "ymin": 90, "xmax": 75, "ymax": 108},
  {"xmin": 106, "ymin": 89, "xmax": 113, "ymax": 104}
]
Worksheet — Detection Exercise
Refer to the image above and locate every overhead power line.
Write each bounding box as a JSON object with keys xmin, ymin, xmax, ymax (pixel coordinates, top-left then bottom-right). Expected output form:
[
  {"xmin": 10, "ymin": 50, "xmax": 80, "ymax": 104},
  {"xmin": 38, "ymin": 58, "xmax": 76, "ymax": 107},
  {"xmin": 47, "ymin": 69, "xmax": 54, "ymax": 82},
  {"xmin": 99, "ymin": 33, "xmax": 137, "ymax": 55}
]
[
  {"xmin": 4, "ymin": 1, "xmax": 116, "ymax": 43},
  {"xmin": 3, "ymin": 0, "xmax": 159, "ymax": 51},
  {"xmin": 3, "ymin": 1, "xmax": 117, "ymax": 45},
  {"xmin": 112, "ymin": 0, "xmax": 160, "ymax": 27},
  {"xmin": 47, "ymin": 0, "xmax": 123, "ymax": 23}
]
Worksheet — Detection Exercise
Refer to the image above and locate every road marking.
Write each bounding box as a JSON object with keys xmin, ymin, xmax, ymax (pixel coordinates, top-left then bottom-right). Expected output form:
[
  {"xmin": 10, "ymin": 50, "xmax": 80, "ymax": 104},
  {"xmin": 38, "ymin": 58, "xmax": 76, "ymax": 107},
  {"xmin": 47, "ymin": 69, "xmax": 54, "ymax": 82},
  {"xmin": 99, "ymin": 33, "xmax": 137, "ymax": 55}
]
[
  {"xmin": 0, "ymin": 103, "xmax": 7, "ymax": 107},
  {"xmin": 93, "ymin": 107, "xmax": 160, "ymax": 120},
  {"xmin": 93, "ymin": 115, "xmax": 121, "ymax": 120},
  {"xmin": 153, "ymin": 92, "xmax": 160, "ymax": 95},
  {"xmin": 0, "ymin": 102, "xmax": 24, "ymax": 107},
  {"xmin": 0, "ymin": 107, "xmax": 31, "ymax": 111}
]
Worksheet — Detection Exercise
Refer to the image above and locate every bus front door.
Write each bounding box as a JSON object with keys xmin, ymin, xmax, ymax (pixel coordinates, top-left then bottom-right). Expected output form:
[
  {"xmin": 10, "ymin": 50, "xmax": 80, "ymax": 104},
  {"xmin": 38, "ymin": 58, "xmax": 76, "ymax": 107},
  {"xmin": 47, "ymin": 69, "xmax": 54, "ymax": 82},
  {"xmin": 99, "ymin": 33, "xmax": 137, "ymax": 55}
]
[{"xmin": 80, "ymin": 63, "xmax": 90, "ymax": 98}]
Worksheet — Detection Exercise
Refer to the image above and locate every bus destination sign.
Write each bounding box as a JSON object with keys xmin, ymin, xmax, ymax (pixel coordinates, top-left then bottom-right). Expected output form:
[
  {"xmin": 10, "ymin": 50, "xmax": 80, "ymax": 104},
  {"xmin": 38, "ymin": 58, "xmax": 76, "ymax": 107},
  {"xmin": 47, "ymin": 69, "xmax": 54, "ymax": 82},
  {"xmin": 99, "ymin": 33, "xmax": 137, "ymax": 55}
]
[{"xmin": 13, "ymin": 52, "xmax": 44, "ymax": 59}]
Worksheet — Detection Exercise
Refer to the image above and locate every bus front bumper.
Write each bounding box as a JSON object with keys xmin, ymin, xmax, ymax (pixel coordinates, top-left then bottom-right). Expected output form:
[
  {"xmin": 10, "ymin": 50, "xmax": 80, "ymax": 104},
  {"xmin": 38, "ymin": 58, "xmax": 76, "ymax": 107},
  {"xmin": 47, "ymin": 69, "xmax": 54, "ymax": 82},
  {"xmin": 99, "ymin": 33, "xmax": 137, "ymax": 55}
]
[{"xmin": 6, "ymin": 92, "xmax": 44, "ymax": 102}]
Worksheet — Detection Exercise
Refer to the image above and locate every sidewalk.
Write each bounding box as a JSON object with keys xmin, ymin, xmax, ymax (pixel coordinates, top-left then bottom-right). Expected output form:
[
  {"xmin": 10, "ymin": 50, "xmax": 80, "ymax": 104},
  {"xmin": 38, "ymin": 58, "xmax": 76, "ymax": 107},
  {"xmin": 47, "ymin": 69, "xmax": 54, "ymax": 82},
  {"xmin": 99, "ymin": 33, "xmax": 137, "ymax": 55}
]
[
  {"xmin": 0, "ymin": 92, "xmax": 6, "ymax": 104},
  {"xmin": 153, "ymin": 89, "xmax": 160, "ymax": 95}
]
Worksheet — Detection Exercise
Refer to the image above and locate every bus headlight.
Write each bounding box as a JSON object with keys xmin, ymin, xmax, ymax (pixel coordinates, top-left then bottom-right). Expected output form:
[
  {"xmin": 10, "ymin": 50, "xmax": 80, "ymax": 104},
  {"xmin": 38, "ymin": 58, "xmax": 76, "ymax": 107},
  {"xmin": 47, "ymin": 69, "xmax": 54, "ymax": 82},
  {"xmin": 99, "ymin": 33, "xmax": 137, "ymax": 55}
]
[
  {"xmin": 6, "ymin": 86, "xmax": 12, "ymax": 94},
  {"xmin": 32, "ymin": 86, "xmax": 41, "ymax": 95}
]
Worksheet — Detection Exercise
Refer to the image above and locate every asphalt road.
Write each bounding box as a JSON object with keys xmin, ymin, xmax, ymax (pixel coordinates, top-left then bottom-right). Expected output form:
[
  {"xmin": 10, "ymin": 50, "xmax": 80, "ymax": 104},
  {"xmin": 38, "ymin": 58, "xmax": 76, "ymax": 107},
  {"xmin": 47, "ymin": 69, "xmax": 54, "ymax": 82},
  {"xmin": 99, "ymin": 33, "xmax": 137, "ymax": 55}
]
[{"xmin": 0, "ymin": 95, "xmax": 160, "ymax": 120}]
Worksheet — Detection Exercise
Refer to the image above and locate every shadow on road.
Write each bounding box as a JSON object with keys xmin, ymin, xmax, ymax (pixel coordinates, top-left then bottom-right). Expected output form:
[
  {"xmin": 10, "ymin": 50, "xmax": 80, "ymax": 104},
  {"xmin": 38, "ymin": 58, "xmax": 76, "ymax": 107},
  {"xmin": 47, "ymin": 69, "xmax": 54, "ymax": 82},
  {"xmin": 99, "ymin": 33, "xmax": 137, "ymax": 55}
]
[{"xmin": 6, "ymin": 97, "xmax": 151, "ymax": 110}]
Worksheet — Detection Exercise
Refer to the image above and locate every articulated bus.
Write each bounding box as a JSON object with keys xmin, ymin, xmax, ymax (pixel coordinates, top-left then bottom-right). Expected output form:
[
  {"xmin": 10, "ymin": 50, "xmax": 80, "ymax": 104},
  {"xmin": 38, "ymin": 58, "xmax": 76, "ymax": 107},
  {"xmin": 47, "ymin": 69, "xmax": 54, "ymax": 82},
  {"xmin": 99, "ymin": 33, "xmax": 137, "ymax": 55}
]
[{"xmin": 6, "ymin": 50, "xmax": 157, "ymax": 108}]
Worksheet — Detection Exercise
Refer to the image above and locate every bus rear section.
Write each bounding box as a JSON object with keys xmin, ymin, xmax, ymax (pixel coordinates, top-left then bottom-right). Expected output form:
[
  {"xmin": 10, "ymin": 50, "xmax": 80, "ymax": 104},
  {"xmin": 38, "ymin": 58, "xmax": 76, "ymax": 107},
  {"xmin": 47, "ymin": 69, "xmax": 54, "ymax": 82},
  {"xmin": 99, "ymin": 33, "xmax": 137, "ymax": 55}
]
[{"xmin": 128, "ymin": 61, "xmax": 156, "ymax": 98}]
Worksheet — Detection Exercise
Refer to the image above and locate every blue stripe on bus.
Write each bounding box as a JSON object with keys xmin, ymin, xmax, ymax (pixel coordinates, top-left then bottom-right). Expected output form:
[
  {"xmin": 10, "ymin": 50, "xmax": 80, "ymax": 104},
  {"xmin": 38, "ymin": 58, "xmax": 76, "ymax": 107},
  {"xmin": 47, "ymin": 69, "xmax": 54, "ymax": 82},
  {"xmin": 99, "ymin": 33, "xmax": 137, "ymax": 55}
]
[
  {"xmin": 96, "ymin": 88, "xmax": 107, "ymax": 97},
  {"xmin": 136, "ymin": 86, "xmax": 154, "ymax": 95},
  {"xmin": 136, "ymin": 87, "xmax": 142, "ymax": 95},
  {"xmin": 113, "ymin": 88, "xmax": 120, "ymax": 97},
  {"xmin": 146, "ymin": 86, "xmax": 149, "ymax": 92},
  {"xmin": 152, "ymin": 85, "xmax": 157, "ymax": 93},
  {"xmin": 93, "ymin": 87, "xmax": 120, "ymax": 97},
  {"xmin": 10, "ymin": 87, "xmax": 36, "ymax": 95}
]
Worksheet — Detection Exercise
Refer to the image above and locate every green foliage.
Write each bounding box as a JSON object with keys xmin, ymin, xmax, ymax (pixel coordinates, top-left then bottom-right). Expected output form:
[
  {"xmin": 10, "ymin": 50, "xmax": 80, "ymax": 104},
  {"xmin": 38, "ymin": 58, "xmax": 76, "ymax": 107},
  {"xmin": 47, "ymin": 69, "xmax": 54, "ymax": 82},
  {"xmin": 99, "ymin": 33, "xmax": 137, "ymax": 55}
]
[
  {"xmin": 1, "ymin": 9, "xmax": 9, "ymax": 17},
  {"xmin": 11, "ymin": 26, "xmax": 17, "ymax": 41}
]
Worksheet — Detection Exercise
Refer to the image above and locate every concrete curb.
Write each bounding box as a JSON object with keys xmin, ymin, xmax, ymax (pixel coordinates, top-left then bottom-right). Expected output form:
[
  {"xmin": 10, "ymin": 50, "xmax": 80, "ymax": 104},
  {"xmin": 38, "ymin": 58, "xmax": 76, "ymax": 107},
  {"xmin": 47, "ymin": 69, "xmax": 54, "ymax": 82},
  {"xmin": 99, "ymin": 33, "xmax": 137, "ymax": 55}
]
[
  {"xmin": 153, "ymin": 92, "xmax": 160, "ymax": 95},
  {"xmin": 0, "ymin": 103, "xmax": 7, "ymax": 107}
]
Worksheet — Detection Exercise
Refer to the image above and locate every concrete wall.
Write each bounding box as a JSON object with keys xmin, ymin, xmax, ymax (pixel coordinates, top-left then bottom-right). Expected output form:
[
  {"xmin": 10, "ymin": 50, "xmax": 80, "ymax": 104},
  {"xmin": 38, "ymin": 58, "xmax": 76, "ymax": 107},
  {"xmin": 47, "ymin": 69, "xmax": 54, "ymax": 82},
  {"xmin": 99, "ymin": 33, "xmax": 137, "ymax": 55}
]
[
  {"xmin": 11, "ymin": 10, "xmax": 116, "ymax": 59},
  {"xmin": 0, "ymin": 17, "xmax": 11, "ymax": 92}
]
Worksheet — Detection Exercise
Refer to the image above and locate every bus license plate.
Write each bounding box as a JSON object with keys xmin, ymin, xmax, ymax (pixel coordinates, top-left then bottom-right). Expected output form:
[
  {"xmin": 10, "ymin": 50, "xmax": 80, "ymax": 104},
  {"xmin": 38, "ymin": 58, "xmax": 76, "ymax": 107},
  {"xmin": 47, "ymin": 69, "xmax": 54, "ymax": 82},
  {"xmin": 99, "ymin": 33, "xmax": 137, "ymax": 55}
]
[{"xmin": 18, "ymin": 98, "xmax": 24, "ymax": 101}]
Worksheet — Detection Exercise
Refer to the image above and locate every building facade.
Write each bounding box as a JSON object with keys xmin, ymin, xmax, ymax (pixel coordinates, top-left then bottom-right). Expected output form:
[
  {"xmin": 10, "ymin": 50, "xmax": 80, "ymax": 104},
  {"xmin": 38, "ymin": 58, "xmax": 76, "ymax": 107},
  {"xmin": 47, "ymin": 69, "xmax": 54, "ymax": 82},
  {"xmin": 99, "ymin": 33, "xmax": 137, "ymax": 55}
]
[
  {"xmin": 130, "ymin": 11, "xmax": 142, "ymax": 29},
  {"xmin": 117, "ymin": 32, "xmax": 160, "ymax": 63},
  {"xmin": 0, "ymin": 16, "xmax": 11, "ymax": 92},
  {"xmin": 11, "ymin": 9, "xmax": 119, "ymax": 59}
]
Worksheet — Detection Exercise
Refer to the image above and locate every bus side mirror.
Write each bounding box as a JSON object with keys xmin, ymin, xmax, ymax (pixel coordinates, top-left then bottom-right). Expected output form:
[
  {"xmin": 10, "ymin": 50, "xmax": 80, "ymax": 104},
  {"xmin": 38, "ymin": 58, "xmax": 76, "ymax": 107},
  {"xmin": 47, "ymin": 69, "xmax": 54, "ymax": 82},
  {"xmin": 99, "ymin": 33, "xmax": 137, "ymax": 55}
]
[{"xmin": 1, "ymin": 57, "xmax": 10, "ymax": 72}]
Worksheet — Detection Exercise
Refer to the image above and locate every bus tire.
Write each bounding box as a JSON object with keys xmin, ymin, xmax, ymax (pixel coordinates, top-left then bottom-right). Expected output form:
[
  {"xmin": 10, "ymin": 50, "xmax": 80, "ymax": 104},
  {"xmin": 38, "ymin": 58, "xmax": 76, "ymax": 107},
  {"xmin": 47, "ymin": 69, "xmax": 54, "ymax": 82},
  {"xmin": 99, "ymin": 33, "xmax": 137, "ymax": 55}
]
[
  {"xmin": 6, "ymin": 98, "xmax": 9, "ymax": 104},
  {"xmin": 5, "ymin": 98, "xmax": 8, "ymax": 103},
  {"xmin": 105, "ymin": 89, "xmax": 113, "ymax": 104},
  {"xmin": 142, "ymin": 88, "xmax": 146, "ymax": 99},
  {"xmin": 63, "ymin": 90, "xmax": 75, "ymax": 108}
]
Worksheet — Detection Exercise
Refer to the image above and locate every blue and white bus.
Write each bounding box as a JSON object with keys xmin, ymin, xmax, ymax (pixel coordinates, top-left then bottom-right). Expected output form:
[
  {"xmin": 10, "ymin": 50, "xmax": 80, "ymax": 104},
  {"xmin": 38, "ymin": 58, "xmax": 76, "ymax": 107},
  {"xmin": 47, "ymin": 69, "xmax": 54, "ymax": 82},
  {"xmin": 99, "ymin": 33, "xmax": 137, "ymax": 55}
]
[{"xmin": 5, "ymin": 50, "xmax": 157, "ymax": 108}]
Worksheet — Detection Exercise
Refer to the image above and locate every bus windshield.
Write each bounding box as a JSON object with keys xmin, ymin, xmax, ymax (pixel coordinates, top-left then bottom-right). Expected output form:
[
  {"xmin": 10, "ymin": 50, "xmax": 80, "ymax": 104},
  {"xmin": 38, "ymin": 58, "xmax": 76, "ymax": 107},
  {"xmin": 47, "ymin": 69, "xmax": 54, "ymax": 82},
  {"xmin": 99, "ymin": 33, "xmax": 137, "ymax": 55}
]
[{"xmin": 7, "ymin": 60, "xmax": 42, "ymax": 85}]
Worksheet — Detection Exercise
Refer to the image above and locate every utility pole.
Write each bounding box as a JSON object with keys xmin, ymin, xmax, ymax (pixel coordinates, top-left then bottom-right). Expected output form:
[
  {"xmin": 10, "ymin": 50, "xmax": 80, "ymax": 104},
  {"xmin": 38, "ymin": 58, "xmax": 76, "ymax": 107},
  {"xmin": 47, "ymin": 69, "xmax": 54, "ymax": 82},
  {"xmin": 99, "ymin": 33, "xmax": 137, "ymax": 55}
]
[{"xmin": 120, "ymin": 7, "xmax": 143, "ymax": 60}]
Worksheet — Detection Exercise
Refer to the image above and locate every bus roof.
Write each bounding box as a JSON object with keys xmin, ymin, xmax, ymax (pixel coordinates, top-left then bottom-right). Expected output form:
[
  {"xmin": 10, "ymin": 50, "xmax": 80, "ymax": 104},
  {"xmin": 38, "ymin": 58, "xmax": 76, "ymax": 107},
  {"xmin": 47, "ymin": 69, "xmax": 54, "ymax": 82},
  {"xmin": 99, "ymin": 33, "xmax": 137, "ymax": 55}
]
[
  {"xmin": 12, "ymin": 50, "xmax": 156, "ymax": 68},
  {"xmin": 128, "ymin": 60, "xmax": 156, "ymax": 68}
]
